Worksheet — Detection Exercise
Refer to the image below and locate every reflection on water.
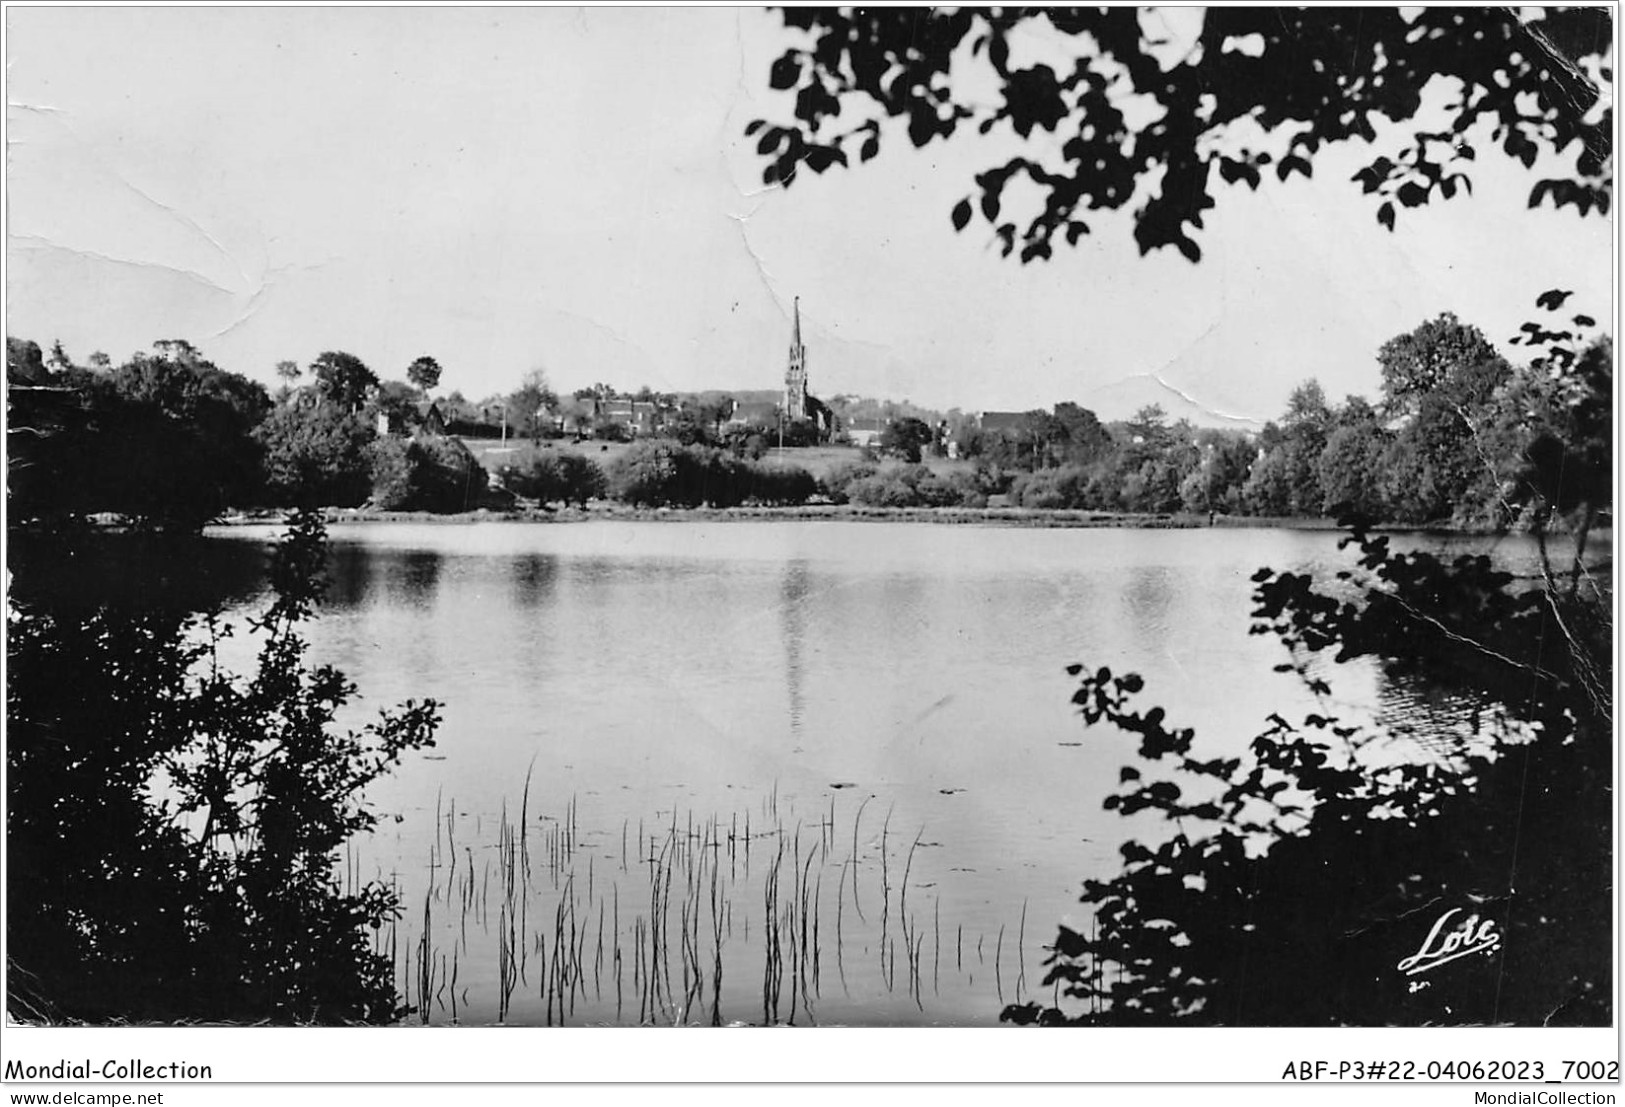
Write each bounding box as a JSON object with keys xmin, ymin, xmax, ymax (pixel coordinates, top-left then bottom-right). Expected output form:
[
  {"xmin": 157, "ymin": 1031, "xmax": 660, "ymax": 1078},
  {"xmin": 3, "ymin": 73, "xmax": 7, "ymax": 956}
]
[
  {"xmin": 195, "ymin": 519, "xmax": 1581, "ymax": 1026},
  {"xmin": 781, "ymin": 559, "xmax": 811, "ymax": 737},
  {"xmin": 8, "ymin": 530, "xmax": 268, "ymax": 615},
  {"xmin": 359, "ymin": 542, "xmax": 442, "ymax": 604},
  {"xmin": 326, "ymin": 543, "xmax": 375, "ymax": 609},
  {"xmin": 509, "ymin": 554, "xmax": 559, "ymax": 609},
  {"xmin": 1121, "ymin": 563, "xmax": 1177, "ymax": 652},
  {"xmin": 384, "ymin": 549, "xmax": 443, "ymax": 608},
  {"xmin": 1374, "ymin": 670, "xmax": 1534, "ymax": 764}
]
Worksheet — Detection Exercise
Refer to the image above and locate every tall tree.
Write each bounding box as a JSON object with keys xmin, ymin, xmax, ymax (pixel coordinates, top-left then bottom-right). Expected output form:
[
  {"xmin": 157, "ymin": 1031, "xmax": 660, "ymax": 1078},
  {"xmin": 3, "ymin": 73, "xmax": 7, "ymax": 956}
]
[
  {"xmin": 1376, "ymin": 314, "xmax": 1512, "ymax": 524},
  {"xmin": 1318, "ymin": 436, "xmax": 1384, "ymax": 518},
  {"xmin": 506, "ymin": 369, "xmax": 559, "ymax": 440},
  {"xmin": 879, "ymin": 416, "xmax": 934, "ymax": 463},
  {"xmin": 1503, "ymin": 294, "xmax": 1613, "ymax": 577},
  {"xmin": 1377, "ymin": 313, "xmax": 1508, "ymax": 418},
  {"xmin": 372, "ymin": 380, "xmax": 421, "ymax": 428},
  {"xmin": 1279, "ymin": 380, "xmax": 1332, "ymax": 516},
  {"xmin": 309, "ymin": 351, "xmax": 378, "ymax": 412},
  {"xmin": 255, "ymin": 403, "xmax": 375, "ymax": 509},
  {"xmin": 1123, "ymin": 404, "xmax": 1171, "ymax": 451},
  {"xmin": 1015, "ymin": 410, "xmax": 1066, "ymax": 470},
  {"xmin": 151, "ymin": 339, "xmax": 201, "ymax": 366},
  {"xmin": 406, "ymin": 355, "xmax": 443, "ymax": 396},
  {"xmin": 1317, "ymin": 396, "xmax": 1389, "ymax": 518},
  {"xmin": 7, "ymin": 337, "xmax": 47, "ymax": 384},
  {"xmin": 1180, "ymin": 428, "xmax": 1254, "ymax": 515},
  {"xmin": 1052, "ymin": 401, "xmax": 1112, "ymax": 466}
]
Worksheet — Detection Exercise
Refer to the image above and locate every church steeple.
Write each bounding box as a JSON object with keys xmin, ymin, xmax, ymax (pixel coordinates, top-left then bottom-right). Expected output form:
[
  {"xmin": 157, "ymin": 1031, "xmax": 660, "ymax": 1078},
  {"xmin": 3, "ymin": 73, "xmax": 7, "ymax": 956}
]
[{"xmin": 785, "ymin": 296, "xmax": 808, "ymax": 417}]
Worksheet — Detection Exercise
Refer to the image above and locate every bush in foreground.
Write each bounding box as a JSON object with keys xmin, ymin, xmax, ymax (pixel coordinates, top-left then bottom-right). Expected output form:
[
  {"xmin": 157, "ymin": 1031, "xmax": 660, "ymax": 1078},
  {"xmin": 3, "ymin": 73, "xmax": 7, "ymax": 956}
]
[
  {"xmin": 1005, "ymin": 520, "xmax": 1611, "ymax": 1026},
  {"xmin": 8, "ymin": 513, "xmax": 439, "ymax": 1023}
]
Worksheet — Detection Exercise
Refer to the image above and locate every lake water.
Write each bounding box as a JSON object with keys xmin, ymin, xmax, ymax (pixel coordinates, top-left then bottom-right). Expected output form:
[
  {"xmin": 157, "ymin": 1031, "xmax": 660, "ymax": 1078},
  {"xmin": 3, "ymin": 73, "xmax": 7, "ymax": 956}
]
[{"xmin": 199, "ymin": 519, "xmax": 1585, "ymax": 1026}]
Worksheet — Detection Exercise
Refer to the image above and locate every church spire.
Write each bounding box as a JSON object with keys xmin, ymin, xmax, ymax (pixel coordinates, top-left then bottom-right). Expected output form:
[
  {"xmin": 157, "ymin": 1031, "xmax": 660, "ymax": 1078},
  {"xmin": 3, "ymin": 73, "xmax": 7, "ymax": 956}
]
[{"xmin": 785, "ymin": 296, "xmax": 808, "ymax": 418}]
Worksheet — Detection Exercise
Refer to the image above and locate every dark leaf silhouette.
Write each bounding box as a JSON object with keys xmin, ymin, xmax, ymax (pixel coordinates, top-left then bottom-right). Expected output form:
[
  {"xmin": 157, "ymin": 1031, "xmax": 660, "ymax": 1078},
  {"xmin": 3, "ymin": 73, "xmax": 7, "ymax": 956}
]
[
  {"xmin": 1012, "ymin": 512, "xmax": 1611, "ymax": 1026},
  {"xmin": 753, "ymin": 8, "xmax": 1611, "ymax": 262},
  {"xmin": 8, "ymin": 513, "xmax": 439, "ymax": 1023},
  {"xmin": 768, "ymin": 52, "xmax": 800, "ymax": 90}
]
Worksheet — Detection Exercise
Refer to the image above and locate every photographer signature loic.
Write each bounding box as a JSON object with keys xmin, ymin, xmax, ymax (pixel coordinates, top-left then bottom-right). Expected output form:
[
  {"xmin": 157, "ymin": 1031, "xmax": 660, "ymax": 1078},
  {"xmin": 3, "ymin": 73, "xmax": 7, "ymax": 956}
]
[{"xmin": 1397, "ymin": 906, "xmax": 1503, "ymax": 982}]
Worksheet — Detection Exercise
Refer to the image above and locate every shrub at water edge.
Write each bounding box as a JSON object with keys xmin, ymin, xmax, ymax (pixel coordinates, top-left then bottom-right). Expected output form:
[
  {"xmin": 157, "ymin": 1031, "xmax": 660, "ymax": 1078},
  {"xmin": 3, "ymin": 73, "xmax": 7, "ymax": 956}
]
[
  {"xmin": 497, "ymin": 447, "xmax": 608, "ymax": 508},
  {"xmin": 368, "ymin": 435, "xmax": 488, "ymax": 513}
]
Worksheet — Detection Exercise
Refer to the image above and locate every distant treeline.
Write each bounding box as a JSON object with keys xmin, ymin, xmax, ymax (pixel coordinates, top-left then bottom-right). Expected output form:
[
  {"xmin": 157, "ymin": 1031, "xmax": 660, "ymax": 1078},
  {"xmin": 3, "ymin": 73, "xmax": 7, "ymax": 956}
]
[
  {"xmin": 945, "ymin": 309, "xmax": 1610, "ymax": 529},
  {"xmin": 7, "ymin": 341, "xmax": 490, "ymax": 529},
  {"xmin": 7, "ymin": 306, "xmax": 1610, "ymax": 529},
  {"xmin": 3, "ymin": 339, "xmax": 829, "ymax": 524}
]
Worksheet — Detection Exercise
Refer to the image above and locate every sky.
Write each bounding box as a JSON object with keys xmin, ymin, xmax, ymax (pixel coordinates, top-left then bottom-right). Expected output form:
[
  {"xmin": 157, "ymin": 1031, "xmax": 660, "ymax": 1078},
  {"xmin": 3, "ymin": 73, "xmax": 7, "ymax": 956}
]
[{"xmin": 4, "ymin": 6, "xmax": 1614, "ymax": 425}]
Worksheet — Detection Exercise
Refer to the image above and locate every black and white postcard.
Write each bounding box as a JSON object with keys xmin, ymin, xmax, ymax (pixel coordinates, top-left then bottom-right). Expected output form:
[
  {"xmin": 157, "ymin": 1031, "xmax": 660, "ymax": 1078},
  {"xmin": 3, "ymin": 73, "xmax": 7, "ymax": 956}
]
[{"xmin": 4, "ymin": 6, "xmax": 1616, "ymax": 1100}]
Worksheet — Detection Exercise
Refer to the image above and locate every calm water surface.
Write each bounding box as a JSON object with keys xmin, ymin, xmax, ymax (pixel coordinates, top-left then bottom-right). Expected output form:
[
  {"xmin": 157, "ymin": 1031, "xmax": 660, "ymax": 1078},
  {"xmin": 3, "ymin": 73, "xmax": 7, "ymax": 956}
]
[{"xmin": 205, "ymin": 519, "xmax": 1581, "ymax": 1026}]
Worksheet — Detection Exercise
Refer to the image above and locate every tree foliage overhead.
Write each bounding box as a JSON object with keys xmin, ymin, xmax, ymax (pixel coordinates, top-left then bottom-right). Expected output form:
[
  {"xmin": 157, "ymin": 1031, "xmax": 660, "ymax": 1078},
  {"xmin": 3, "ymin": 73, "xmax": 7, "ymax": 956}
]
[{"xmin": 750, "ymin": 7, "xmax": 1612, "ymax": 261}]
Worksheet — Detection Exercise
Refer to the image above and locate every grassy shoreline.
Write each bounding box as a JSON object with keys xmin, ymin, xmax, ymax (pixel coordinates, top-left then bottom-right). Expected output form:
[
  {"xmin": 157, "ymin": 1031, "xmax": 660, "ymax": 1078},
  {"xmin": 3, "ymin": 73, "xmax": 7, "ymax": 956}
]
[{"xmin": 208, "ymin": 502, "xmax": 1579, "ymax": 537}]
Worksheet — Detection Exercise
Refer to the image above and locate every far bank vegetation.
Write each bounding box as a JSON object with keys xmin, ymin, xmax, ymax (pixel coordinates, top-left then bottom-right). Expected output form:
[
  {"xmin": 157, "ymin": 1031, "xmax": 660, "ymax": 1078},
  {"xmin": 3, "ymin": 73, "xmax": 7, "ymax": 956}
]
[{"xmin": 7, "ymin": 306, "xmax": 1609, "ymax": 531}]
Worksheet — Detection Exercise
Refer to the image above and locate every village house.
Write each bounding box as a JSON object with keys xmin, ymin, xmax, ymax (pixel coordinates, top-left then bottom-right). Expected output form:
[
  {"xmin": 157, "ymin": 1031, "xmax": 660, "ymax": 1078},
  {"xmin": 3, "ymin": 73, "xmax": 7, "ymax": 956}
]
[
  {"xmin": 725, "ymin": 399, "xmax": 781, "ymax": 430},
  {"xmin": 376, "ymin": 399, "xmax": 448, "ymax": 437},
  {"xmin": 537, "ymin": 400, "xmax": 592, "ymax": 437},
  {"xmin": 595, "ymin": 398, "xmax": 660, "ymax": 436},
  {"xmin": 976, "ymin": 411, "xmax": 1032, "ymax": 434},
  {"xmin": 540, "ymin": 396, "xmax": 672, "ymax": 438}
]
